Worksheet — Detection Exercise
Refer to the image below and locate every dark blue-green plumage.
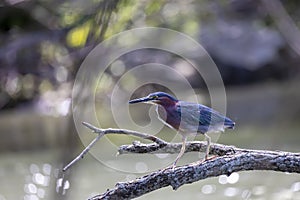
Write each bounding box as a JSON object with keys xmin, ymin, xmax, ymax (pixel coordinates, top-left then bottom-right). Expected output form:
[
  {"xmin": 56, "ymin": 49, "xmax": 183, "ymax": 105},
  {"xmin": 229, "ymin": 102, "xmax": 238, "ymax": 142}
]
[
  {"xmin": 130, "ymin": 91, "xmax": 235, "ymax": 134},
  {"xmin": 129, "ymin": 91, "xmax": 235, "ymax": 167}
]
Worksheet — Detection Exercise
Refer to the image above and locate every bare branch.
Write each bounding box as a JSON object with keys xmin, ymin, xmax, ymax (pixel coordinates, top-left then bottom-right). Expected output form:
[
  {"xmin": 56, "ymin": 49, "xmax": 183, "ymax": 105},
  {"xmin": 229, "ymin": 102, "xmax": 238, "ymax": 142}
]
[
  {"xmin": 118, "ymin": 140, "xmax": 289, "ymax": 157},
  {"xmin": 62, "ymin": 122, "xmax": 300, "ymax": 200},
  {"xmin": 62, "ymin": 132, "xmax": 103, "ymax": 172},
  {"xmin": 90, "ymin": 150, "xmax": 300, "ymax": 200},
  {"xmin": 63, "ymin": 122, "xmax": 168, "ymax": 171},
  {"xmin": 118, "ymin": 140, "xmax": 237, "ymax": 156},
  {"xmin": 81, "ymin": 122, "xmax": 168, "ymax": 146}
]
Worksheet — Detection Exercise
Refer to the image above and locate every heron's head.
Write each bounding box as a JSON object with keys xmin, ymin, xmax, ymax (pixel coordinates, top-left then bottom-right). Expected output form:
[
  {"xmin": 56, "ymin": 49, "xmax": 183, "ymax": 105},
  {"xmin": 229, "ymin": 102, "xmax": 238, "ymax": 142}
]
[{"xmin": 129, "ymin": 92, "xmax": 178, "ymax": 106}]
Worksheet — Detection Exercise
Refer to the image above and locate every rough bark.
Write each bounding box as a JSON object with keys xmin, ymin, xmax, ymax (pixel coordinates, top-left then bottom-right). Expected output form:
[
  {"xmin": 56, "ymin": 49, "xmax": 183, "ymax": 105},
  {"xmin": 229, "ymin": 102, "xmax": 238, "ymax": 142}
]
[
  {"xmin": 63, "ymin": 122, "xmax": 300, "ymax": 200},
  {"xmin": 90, "ymin": 148, "xmax": 300, "ymax": 200}
]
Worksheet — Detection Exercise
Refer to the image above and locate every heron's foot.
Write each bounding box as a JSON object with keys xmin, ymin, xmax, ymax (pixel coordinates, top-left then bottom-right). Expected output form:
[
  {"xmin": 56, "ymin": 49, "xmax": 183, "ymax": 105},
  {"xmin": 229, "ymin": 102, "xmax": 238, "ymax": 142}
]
[
  {"xmin": 160, "ymin": 163, "xmax": 177, "ymax": 173},
  {"xmin": 170, "ymin": 163, "xmax": 176, "ymax": 171},
  {"xmin": 196, "ymin": 155, "xmax": 217, "ymax": 165},
  {"xmin": 206, "ymin": 155, "xmax": 217, "ymax": 160}
]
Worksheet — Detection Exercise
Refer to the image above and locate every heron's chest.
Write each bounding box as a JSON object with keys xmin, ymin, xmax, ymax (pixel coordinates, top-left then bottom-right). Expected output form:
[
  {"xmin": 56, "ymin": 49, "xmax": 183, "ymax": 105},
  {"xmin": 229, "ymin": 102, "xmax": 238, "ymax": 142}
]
[{"xmin": 156, "ymin": 105, "xmax": 180, "ymax": 130}]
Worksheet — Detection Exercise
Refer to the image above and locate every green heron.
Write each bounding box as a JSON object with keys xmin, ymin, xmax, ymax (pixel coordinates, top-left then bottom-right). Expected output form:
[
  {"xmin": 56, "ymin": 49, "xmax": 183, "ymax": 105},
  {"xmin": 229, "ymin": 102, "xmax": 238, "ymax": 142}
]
[{"xmin": 129, "ymin": 92, "xmax": 235, "ymax": 168}]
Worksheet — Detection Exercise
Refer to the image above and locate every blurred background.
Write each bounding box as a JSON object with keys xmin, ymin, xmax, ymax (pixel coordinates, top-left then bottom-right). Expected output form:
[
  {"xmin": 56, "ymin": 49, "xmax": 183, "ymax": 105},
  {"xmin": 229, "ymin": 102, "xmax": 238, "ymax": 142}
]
[{"xmin": 1, "ymin": 0, "xmax": 300, "ymax": 199}]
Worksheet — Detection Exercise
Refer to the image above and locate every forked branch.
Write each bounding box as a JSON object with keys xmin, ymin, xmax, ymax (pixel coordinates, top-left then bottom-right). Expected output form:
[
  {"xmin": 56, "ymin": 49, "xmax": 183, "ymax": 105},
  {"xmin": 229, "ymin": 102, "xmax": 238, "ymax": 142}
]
[{"xmin": 63, "ymin": 122, "xmax": 300, "ymax": 200}]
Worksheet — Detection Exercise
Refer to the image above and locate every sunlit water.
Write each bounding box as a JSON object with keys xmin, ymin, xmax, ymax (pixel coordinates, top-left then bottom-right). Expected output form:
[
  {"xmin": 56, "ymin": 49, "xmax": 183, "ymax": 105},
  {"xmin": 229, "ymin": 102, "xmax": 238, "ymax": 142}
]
[{"xmin": 0, "ymin": 125, "xmax": 300, "ymax": 200}]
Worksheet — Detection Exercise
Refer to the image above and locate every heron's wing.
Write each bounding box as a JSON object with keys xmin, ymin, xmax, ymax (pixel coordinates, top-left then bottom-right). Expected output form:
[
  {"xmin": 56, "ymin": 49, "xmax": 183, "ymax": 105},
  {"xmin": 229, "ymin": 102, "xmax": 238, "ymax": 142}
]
[{"xmin": 178, "ymin": 102, "xmax": 234, "ymax": 133}]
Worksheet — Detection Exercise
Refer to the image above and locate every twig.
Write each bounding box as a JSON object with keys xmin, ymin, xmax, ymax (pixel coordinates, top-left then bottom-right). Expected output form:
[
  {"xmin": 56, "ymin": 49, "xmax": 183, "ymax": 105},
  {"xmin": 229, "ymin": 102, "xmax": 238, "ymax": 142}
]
[
  {"xmin": 63, "ymin": 122, "xmax": 168, "ymax": 171},
  {"xmin": 63, "ymin": 131, "xmax": 104, "ymax": 172},
  {"xmin": 81, "ymin": 122, "xmax": 168, "ymax": 146}
]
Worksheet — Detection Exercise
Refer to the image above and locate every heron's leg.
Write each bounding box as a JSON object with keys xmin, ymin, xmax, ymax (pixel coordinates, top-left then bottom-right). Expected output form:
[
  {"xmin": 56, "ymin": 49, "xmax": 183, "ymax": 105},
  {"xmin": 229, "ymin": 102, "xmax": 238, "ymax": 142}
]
[
  {"xmin": 204, "ymin": 133, "xmax": 211, "ymax": 160},
  {"xmin": 171, "ymin": 135, "xmax": 187, "ymax": 169}
]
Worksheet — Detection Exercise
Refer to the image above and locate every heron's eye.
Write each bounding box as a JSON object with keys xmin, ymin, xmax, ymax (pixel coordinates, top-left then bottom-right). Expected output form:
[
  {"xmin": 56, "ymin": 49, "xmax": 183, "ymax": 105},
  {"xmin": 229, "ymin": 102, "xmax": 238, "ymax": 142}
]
[{"xmin": 152, "ymin": 95, "xmax": 158, "ymax": 99}]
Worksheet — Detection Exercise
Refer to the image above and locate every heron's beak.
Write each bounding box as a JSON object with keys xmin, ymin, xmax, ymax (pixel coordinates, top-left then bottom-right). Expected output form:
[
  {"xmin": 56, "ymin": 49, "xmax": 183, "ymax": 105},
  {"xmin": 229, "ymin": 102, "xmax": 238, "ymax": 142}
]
[{"xmin": 129, "ymin": 96, "xmax": 154, "ymax": 104}]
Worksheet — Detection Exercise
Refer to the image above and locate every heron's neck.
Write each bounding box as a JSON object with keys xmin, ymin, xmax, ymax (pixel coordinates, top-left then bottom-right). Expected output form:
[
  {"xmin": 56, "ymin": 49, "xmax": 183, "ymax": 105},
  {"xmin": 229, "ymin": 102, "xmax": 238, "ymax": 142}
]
[
  {"xmin": 156, "ymin": 103, "xmax": 180, "ymax": 130},
  {"xmin": 156, "ymin": 100, "xmax": 177, "ymax": 108}
]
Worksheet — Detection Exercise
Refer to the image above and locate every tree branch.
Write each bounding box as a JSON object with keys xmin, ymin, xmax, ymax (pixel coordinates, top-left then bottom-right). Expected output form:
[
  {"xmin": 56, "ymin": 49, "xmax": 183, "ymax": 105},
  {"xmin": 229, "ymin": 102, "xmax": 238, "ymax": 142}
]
[
  {"xmin": 118, "ymin": 140, "xmax": 237, "ymax": 156},
  {"xmin": 90, "ymin": 150, "xmax": 300, "ymax": 200},
  {"xmin": 63, "ymin": 122, "xmax": 300, "ymax": 200},
  {"xmin": 63, "ymin": 122, "xmax": 168, "ymax": 171},
  {"xmin": 81, "ymin": 122, "xmax": 168, "ymax": 146}
]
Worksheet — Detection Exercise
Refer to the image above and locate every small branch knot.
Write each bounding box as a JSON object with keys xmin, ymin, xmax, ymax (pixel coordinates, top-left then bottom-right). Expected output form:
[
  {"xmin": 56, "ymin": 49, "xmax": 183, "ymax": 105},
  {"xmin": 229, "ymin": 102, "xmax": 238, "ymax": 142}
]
[{"xmin": 132, "ymin": 140, "xmax": 141, "ymax": 146}]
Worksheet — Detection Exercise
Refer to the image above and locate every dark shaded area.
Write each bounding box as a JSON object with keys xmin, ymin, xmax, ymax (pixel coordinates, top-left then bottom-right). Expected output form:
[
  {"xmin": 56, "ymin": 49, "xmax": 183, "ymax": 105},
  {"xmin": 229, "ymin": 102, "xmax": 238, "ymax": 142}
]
[
  {"xmin": 0, "ymin": 0, "xmax": 121, "ymax": 110},
  {"xmin": 1, "ymin": 0, "xmax": 300, "ymax": 111}
]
